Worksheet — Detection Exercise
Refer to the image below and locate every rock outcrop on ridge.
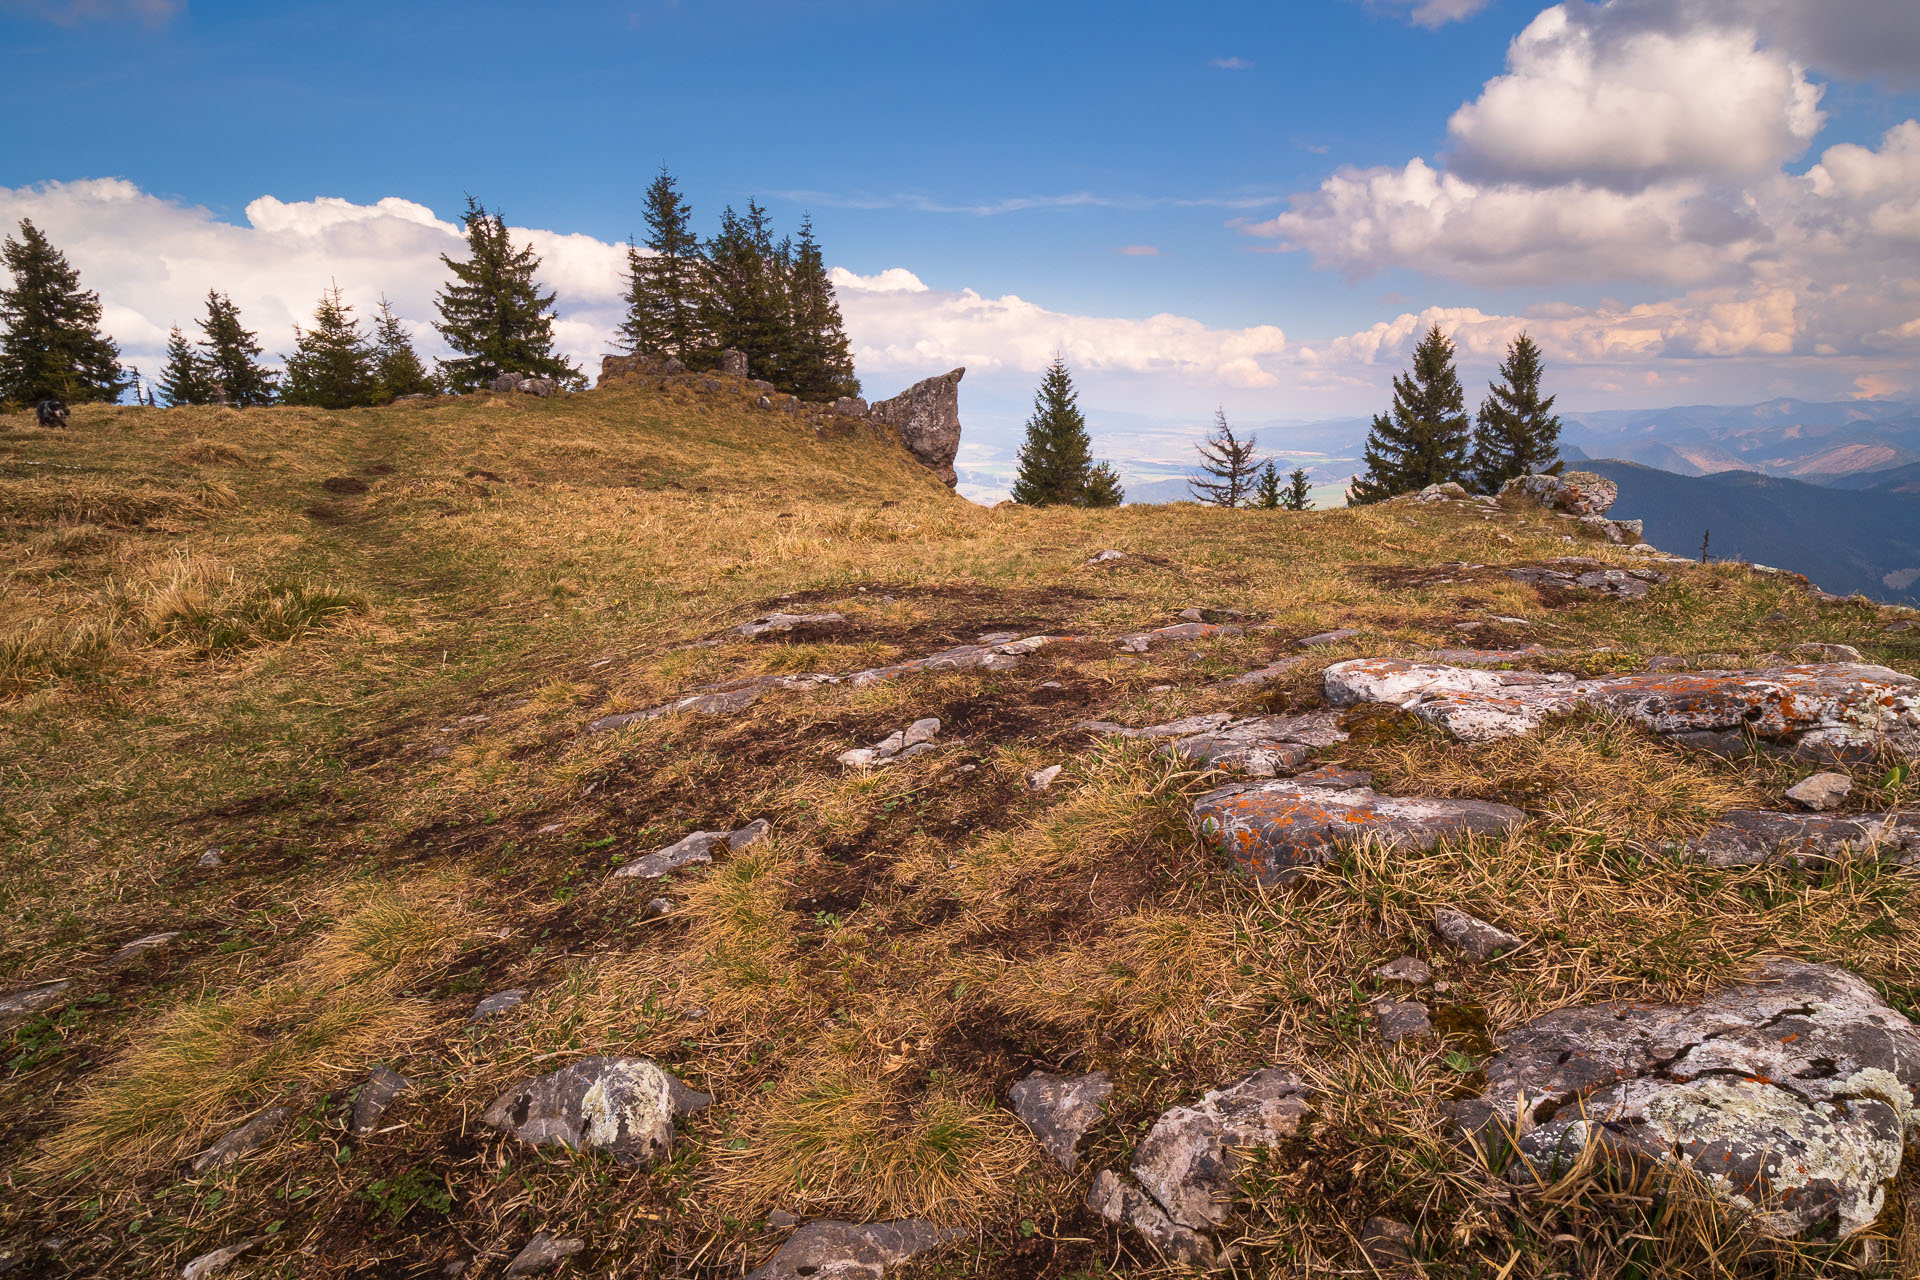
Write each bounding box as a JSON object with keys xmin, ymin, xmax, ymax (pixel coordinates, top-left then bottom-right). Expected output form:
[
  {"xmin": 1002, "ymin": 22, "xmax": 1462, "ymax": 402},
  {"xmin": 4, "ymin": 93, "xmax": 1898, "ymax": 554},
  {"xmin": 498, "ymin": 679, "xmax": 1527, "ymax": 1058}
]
[{"xmin": 869, "ymin": 368, "xmax": 965, "ymax": 487}]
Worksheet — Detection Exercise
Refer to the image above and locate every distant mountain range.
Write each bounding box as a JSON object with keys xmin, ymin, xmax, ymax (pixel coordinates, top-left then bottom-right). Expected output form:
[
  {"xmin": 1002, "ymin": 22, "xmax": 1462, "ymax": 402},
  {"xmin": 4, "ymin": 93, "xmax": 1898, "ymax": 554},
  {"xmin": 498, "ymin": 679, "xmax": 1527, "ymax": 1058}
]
[
  {"xmin": 1562, "ymin": 397, "xmax": 1920, "ymax": 482},
  {"xmin": 1584, "ymin": 460, "xmax": 1920, "ymax": 604}
]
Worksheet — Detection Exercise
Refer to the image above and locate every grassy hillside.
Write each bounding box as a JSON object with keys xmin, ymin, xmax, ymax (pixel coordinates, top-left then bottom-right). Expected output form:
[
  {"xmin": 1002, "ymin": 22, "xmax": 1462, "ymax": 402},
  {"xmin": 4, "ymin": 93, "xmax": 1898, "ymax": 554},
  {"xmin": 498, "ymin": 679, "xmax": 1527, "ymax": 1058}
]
[{"xmin": 2, "ymin": 385, "xmax": 1918, "ymax": 1279}]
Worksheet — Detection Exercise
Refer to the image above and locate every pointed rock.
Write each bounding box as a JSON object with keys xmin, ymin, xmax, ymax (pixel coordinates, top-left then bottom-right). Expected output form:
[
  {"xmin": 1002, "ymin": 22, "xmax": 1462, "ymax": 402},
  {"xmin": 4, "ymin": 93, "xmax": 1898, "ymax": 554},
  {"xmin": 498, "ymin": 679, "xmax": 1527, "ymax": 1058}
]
[
  {"xmin": 1009, "ymin": 1070, "xmax": 1112, "ymax": 1171},
  {"xmin": 1432, "ymin": 908, "xmax": 1522, "ymax": 962},
  {"xmin": 351, "ymin": 1066, "xmax": 410, "ymax": 1135},
  {"xmin": 181, "ymin": 1238, "xmax": 260, "ymax": 1279}
]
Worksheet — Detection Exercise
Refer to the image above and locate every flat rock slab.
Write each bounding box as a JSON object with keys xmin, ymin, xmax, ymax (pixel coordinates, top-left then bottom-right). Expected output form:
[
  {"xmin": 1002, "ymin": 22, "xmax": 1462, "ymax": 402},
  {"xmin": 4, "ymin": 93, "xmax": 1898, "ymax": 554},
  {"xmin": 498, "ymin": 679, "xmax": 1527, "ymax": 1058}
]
[
  {"xmin": 469, "ymin": 989, "xmax": 527, "ymax": 1021},
  {"xmin": 1228, "ymin": 656, "xmax": 1308, "ymax": 687},
  {"xmin": 1117, "ymin": 622, "xmax": 1243, "ymax": 653},
  {"xmin": 1326, "ymin": 659, "xmax": 1920, "ymax": 760},
  {"xmin": 1785, "ymin": 771, "xmax": 1853, "ymax": 811},
  {"xmin": 744, "ymin": 1219, "xmax": 963, "ymax": 1280},
  {"xmin": 483, "ymin": 1056, "xmax": 710, "ymax": 1167},
  {"xmin": 1081, "ymin": 711, "xmax": 1347, "ymax": 778},
  {"xmin": 1296, "ymin": 628, "xmax": 1359, "ymax": 648},
  {"xmin": 1682, "ymin": 809, "xmax": 1920, "ymax": 868},
  {"xmin": 106, "ymin": 931, "xmax": 179, "ymax": 967},
  {"xmin": 614, "ymin": 820, "xmax": 768, "ymax": 880},
  {"xmin": 1194, "ymin": 781, "xmax": 1524, "ymax": 884},
  {"xmin": 1459, "ymin": 960, "xmax": 1920, "ymax": 1239},
  {"xmin": 1508, "ymin": 563, "xmax": 1668, "ymax": 598},
  {"xmin": 1090, "ymin": 1068, "xmax": 1310, "ymax": 1267},
  {"xmin": 351, "ymin": 1066, "xmax": 410, "ymax": 1135},
  {"xmin": 1009, "ymin": 1070, "xmax": 1112, "ymax": 1172},
  {"xmin": 190, "ymin": 1107, "xmax": 291, "ymax": 1174},
  {"xmin": 1375, "ymin": 999, "xmax": 1433, "ymax": 1044},
  {"xmin": 0, "ymin": 979, "xmax": 71, "ymax": 1026},
  {"xmin": 737, "ymin": 612, "xmax": 844, "ymax": 638}
]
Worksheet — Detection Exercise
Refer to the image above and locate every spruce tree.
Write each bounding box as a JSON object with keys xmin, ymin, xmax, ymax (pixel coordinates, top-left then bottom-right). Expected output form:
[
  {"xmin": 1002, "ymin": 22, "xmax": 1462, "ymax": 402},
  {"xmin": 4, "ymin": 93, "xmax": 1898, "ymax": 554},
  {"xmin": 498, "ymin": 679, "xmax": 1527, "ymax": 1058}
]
[
  {"xmin": 1282, "ymin": 467, "xmax": 1314, "ymax": 511},
  {"xmin": 618, "ymin": 167, "xmax": 709, "ymax": 361},
  {"xmin": 0, "ymin": 218, "xmax": 126, "ymax": 404},
  {"xmin": 434, "ymin": 197, "xmax": 580, "ymax": 391},
  {"xmin": 1348, "ymin": 324, "xmax": 1469, "ymax": 504},
  {"xmin": 1083, "ymin": 460, "xmax": 1125, "ymax": 507},
  {"xmin": 197, "ymin": 291, "xmax": 277, "ymax": 406},
  {"xmin": 371, "ymin": 297, "xmax": 436, "ymax": 400},
  {"xmin": 1010, "ymin": 357, "xmax": 1099, "ymax": 506},
  {"xmin": 784, "ymin": 216, "xmax": 860, "ymax": 401},
  {"xmin": 1189, "ymin": 409, "xmax": 1259, "ymax": 507},
  {"xmin": 159, "ymin": 325, "xmax": 211, "ymax": 406},
  {"xmin": 1255, "ymin": 460, "xmax": 1282, "ymax": 509},
  {"xmin": 701, "ymin": 201, "xmax": 793, "ymax": 385},
  {"xmin": 282, "ymin": 284, "xmax": 378, "ymax": 409},
  {"xmin": 1468, "ymin": 331, "xmax": 1562, "ymax": 493}
]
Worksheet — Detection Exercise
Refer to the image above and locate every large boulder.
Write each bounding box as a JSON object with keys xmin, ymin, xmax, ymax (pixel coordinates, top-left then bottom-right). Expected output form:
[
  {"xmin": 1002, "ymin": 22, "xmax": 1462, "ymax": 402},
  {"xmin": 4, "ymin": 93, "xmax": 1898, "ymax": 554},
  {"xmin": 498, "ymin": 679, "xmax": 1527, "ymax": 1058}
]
[
  {"xmin": 1500, "ymin": 470, "xmax": 1619, "ymax": 517},
  {"xmin": 1459, "ymin": 960, "xmax": 1920, "ymax": 1239},
  {"xmin": 718, "ymin": 348, "xmax": 750, "ymax": 378},
  {"xmin": 1325, "ymin": 658, "xmax": 1920, "ymax": 760},
  {"xmin": 869, "ymin": 369, "xmax": 964, "ymax": 487},
  {"xmin": 482, "ymin": 1056, "xmax": 710, "ymax": 1166}
]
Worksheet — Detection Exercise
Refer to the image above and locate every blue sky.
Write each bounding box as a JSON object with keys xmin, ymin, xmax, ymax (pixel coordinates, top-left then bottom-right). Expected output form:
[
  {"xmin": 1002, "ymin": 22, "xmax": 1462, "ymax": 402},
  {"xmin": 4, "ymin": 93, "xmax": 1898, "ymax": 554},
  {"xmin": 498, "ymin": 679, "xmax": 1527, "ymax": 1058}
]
[{"xmin": 4, "ymin": 0, "xmax": 1919, "ymax": 498}]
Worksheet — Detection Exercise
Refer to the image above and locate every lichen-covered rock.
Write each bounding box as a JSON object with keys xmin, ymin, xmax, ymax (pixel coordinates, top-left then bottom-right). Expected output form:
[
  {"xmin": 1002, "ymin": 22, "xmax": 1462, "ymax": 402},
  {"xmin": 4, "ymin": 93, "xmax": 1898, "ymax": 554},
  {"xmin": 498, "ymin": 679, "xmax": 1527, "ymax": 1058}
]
[
  {"xmin": 717, "ymin": 348, "xmax": 750, "ymax": 378},
  {"xmin": 1087, "ymin": 1169, "xmax": 1214, "ymax": 1268},
  {"xmin": 1508, "ymin": 562, "xmax": 1668, "ymax": 598},
  {"xmin": 1009, "ymin": 1070, "xmax": 1111, "ymax": 1171},
  {"xmin": 869, "ymin": 369, "xmax": 965, "ymax": 487},
  {"xmin": 743, "ymin": 1218, "xmax": 962, "ymax": 1280},
  {"xmin": 483, "ymin": 1056, "xmax": 710, "ymax": 1167},
  {"xmin": 1325, "ymin": 659, "xmax": 1920, "ymax": 760},
  {"xmin": 1458, "ymin": 960, "xmax": 1920, "ymax": 1239},
  {"xmin": 1501, "ymin": 470, "xmax": 1619, "ymax": 517},
  {"xmin": 1130, "ymin": 1068, "xmax": 1312, "ymax": 1230},
  {"xmin": 1682, "ymin": 809, "xmax": 1919, "ymax": 868},
  {"xmin": 1195, "ymin": 780, "xmax": 1524, "ymax": 884},
  {"xmin": 1375, "ymin": 999, "xmax": 1433, "ymax": 1044}
]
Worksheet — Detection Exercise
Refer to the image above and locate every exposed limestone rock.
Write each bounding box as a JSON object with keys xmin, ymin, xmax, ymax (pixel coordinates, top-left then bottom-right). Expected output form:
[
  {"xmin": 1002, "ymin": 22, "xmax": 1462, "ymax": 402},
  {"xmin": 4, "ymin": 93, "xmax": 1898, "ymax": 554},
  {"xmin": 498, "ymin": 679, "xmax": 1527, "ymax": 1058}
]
[
  {"xmin": 190, "ymin": 1107, "xmax": 291, "ymax": 1174},
  {"xmin": 1377, "ymin": 956, "xmax": 1432, "ymax": 985},
  {"xmin": 483, "ymin": 1056, "xmax": 710, "ymax": 1167},
  {"xmin": 1433, "ymin": 907, "xmax": 1523, "ymax": 961},
  {"xmin": 196, "ymin": 848, "xmax": 224, "ymax": 868},
  {"xmin": 718, "ymin": 348, "xmax": 750, "ymax": 378},
  {"xmin": 1419, "ymin": 645, "xmax": 1565, "ymax": 666},
  {"xmin": 1091, "ymin": 1069, "xmax": 1313, "ymax": 1266},
  {"xmin": 106, "ymin": 931, "xmax": 178, "ymax": 967},
  {"xmin": 1576, "ymin": 515, "xmax": 1643, "ymax": 544},
  {"xmin": 1078, "ymin": 711, "xmax": 1346, "ymax": 777},
  {"xmin": 1508, "ymin": 561, "xmax": 1668, "ymax": 598},
  {"xmin": 1501, "ymin": 470, "xmax": 1619, "ymax": 517},
  {"xmin": 1375, "ymin": 998, "xmax": 1433, "ymax": 1044},
  {"xmin": 1458, "ymin": 960, "xmax": 1920, "ymax": 1239},
  {"xmin": 1682, "ymin": 809, "xmax": 1919, "ymax": 868},
  {"xmin": 1087, "ymin": 549, "xmax": 1128, "ymax": 564},
  {"xmin": 1009, "ymin": 1070, "xmax": 1112, "ymax": 1171},
  {"xmin": 351, "ymin": 1066, "xmax": 409, "ymax": 1135},
  {"xmin": 1026, "ymin": 764, "xmax": 1063, "ymax": 791},
  {"xmin": 1408, "ymin": 482, "xmax": 1471, "ymax": 502},
  {"xmin": 744, "ymin": 1219, "xmax": 962, "ymax": 1280},
  {"xmin": 1296, "ymin": 628, "xmax": 1359, "ymax": 648},
  {"xmin": 0, "ymin": 979, "xmax": 70, "ymax": 1026},
  {"xmin": 1325, "ymin": 658, "xmax": 1920, "ymax": 760},
  {"xmin": 1292, "ymin": 764, "xmax": 1374, "ymax": 788},
  {"xmin": 840, "ymin": 718, "xmax": 944, "ymax": 768},
  {"xmin": 504, "ymin": 1232, "xmax": 584, "ymax": 1277},
  {"xmin": 1793, "ymin": 642, "xmax": 1865, "ymax": 663},
  {"xmin": 469, "ymin": 989, "xmax": 527, "ymax": 1021},
  {"xmin": 737, "ymin": 612, "xmax": 844, "ymax": 638},
  {"xmin": 1117, "ymin": 621, "xmax": 1244, "ymax": 652},
  {"xmin": 830, "ymin": 395, "xmax": 868, "ymax": 418},
  {"xmin": 181, "ymin": 1238, "xmax": 260, "ymax": 1279},
  {"xmin": 1195, "ymin": 781, "xmax": 1524, "ymax": 884},
  {"xmin": 1228, "ymin": 656, "xmax": 1307, "ymax": 686},
  {"xmin": 869, "ymin": 368, "xmax": 965, "ymax": 487},
  {"xmin": 1786, "ymin": 772, "xmax": 1854, "ymax": 811},
  {"xmin": 613, "ymin": 820, "xmax": 768, "ymax": 879}
]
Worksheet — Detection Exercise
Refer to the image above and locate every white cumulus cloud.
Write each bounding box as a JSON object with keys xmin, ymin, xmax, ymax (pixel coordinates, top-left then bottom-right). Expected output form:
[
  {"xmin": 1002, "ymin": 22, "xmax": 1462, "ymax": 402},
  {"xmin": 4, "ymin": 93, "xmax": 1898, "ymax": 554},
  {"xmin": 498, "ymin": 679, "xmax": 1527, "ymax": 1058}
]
[{"xmin": 1369, "ymin": 0, "xmax": 1494, "ymax": 29}]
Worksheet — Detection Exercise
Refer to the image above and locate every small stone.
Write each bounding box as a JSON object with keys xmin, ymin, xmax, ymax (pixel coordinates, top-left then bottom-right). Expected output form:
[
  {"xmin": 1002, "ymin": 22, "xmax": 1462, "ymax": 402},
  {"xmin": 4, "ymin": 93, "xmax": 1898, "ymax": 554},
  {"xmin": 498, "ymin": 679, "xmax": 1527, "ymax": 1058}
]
[
  {"xmin": 1131, "ymin": 1068, "xmax": 1312, "ymax": 1231},
  {"xmin": 469, "ymin": 989, "xmax": 526, "ymax": 1021},
  {"xmin": 0, "ymin": 979, "xmax": 71, "ymax": 1026},
  {"xmin": 837, "ymin": 748, "xmax": 879, "ymax": 768},
  {"xmin": 181, "ymin": 1238, "xmax": 261, "ymax": 1279},
  {"xmin": 1177, "ymin": 608, "xmax": 1205, "ymax": 622},
  {"xmin": 503, "ymin": 1232, "xmax": 584, "ymax": 1278},
  {"xmin": 1376, "ymin": 956, "xmax": 1431, "ymax": 985},
  {"xmin": 728, "ymin": 819, "xmax": 771, "ymax": 851},
  {"xmin": 189, "ymin": 1108, "xmax": 291, "ymax": 1174},
  {"xmin": 1296, "ymin": 628, "xmax": 1359, "ymax": 648},
  {"xmin": 614, "ymin": 830, "xmax": 726, "ymax": 879},
  {"xmin": 351, "ymin": 1066, "xmax": 409, "ymax": 1135},
  {"xmin": 744, "ymin": 1219, "xmax": 962, "ymax": 1280},
  {"xmin": 872, "ymin": 730, "xmax": 907, "ymax": 758},
  {"xmin": 640, "ymin": 897, "xmax": 675, "ymax": 920},
  {"xmin": 1088, "ymin": 549, "xmax": 1127, "ymax": 564},
  {"xmin": 1009, "ymin": 1070, "xmax": 1112, "ymax": 1171},
  {"xmin": 902, "ymin": 717, "xmax": 941, "ymax": 747},
  {"xmin": 1762, "ymin": 610, "xmax": 1792, "ymax": 623},
  {"xmin": 1359, "ymin": 1217, "xmax": 1417, "ymax": 1272},
  {"xmin": 1027, "ymin": 764, "xmax": 1063, "ymax": 791},
  {"xmin": 1038, "ymin": 680, "xmax": 1064, "ymax": 689},
  {"xmin": 1433, "ymin": 908, "xmax": 1523, "ymax": 962},
  {"xmin": 197, "ymin": 848, "xmax": 224, "ymax": 868},
  {"xmin": 1884, "ymin": 620, "xmax": 1916, "ymax": 633},
  {"xmin": 766, "ymin": 1208, "xmax": 802, "ymax": 1229},
  {"xmin": 1374, "ymin": 999, "xmax": 1433, "ymax": 1044},
  {"xmin": 537, "ymin": 823, "xmax": 564, "ymax": 835},
  {"xmin": 1791, "ymin": 642, "xmax": 1865, "ymax": 663},
  {"xmin": 1785, "ymin": 772, "xmax": 1853, "ymax": 811}
]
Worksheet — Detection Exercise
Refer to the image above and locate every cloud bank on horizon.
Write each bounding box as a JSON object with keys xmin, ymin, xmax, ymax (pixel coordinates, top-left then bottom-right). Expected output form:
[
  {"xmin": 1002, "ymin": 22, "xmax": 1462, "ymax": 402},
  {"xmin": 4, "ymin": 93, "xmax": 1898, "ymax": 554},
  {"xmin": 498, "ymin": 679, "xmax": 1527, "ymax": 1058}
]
[{"xmin": 2, "ymin": 0, "xmax": 1916, "ymax": 494}]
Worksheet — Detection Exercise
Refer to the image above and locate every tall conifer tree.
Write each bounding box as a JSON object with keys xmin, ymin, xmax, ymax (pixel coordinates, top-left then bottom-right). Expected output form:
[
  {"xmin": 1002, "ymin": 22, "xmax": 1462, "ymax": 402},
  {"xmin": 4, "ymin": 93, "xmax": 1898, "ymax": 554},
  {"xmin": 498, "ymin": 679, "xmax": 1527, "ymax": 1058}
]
[
  {"xmin": 1190, "ymin": 409, "xmax": 1259, "ymax": 507},
  {"xmin": 0, "ymin": 218, "xmax": 126, "ymax": 404},
  {"xmin": 784, "ymin": 216, "xmax": 859, "ymax": 400},
  {"xmin": 1468, "ymin": 331, "xmax": 1562, "ymax": 493},
  {"xmin": 1348, "ymin": 324, "xmax": 1469, "ymax": 504},
  {"xmin": 198, "ymin": 290, "xmax": 277, "ymax": 406},
  {"xmin": 618, "ymin": 168, "xmax": 708, "ymax": 361},
  {"xmin": 371, "ymin": 297, "xmax": 437, "ymax": 400},
  {"xmin": 282, "ymin": 285, "xmax": 378, "ymax": 409},
  {"xmin": 1254, "ymin": 460, "xmax": 1282, "ymax": 509},
  {"xmin": 1011, "ymin": 357, "xmax": 1102, "ymax": 506},
  {"xmin": 1282, "ymin": 467, "xmax": 1314, "ymax": 511},
  {"xmin": 434, "ymin": 197, "xmax": 580, "ymax": 391},
  {"xmin": 159, "ymin": 325, "xmax": 211, "ymax": 406},
  {"xmin": 701, "ymin": 201, "xmax": 793, "ymax": 384}
]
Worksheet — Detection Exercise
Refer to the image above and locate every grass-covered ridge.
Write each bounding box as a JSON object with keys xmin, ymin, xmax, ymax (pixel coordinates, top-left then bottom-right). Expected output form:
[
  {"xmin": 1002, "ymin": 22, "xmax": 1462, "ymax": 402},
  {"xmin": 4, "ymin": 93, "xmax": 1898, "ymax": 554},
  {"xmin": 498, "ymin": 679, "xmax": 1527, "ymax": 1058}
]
[{"xmin": 1, "ymin": 381, "xmax": 1917, "ymax": 1278}]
